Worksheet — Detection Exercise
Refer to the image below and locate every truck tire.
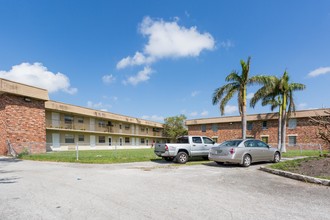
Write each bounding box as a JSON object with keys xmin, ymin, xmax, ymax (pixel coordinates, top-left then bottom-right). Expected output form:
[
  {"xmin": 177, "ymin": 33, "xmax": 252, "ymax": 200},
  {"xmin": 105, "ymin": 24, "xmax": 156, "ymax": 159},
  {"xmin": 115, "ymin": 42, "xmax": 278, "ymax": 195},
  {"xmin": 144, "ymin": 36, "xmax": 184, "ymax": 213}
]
[{"xmin": 175, "ymin": 152, "xmax": 188, "ymax": 164}]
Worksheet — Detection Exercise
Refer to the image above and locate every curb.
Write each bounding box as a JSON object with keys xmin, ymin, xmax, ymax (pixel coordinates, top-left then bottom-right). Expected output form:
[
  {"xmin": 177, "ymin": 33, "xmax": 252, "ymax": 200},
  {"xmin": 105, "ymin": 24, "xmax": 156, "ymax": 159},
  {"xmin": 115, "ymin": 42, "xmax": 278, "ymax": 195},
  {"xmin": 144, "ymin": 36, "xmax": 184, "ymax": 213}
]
[{"xmin": 260, "ymin": 166, "xmax": 330, "ymax": 187}]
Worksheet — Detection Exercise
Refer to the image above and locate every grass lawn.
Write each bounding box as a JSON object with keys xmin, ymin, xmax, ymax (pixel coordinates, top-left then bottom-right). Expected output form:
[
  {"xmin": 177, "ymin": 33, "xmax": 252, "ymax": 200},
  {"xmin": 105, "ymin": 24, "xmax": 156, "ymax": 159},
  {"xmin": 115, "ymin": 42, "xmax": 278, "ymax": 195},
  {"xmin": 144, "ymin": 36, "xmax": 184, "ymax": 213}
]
[
  {"xmin": 281, "ymin": 150, "xmax": 325, "ymax": 158},
  {"xmin": 20, "ymin": 148, "xmax": 162, "ymax": 164}
]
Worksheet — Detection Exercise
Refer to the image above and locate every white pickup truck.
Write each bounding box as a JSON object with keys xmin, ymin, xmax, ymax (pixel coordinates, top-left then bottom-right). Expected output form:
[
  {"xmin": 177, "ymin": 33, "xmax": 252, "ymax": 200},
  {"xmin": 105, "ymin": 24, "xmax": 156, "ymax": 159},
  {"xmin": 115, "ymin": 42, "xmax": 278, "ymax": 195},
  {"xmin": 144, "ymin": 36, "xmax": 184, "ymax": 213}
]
[{"xmin": 154, "ymin": 136, "xmax": 217, "ymax": 164}]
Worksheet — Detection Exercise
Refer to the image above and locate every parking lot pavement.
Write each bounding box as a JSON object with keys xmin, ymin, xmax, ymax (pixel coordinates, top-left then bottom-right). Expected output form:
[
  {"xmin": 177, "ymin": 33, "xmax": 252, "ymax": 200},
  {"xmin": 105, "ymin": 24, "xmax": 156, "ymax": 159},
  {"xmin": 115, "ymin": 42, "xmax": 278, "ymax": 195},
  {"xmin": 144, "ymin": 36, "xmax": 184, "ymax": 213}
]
[{"xmin": 1, "ymin": 157, "xmax": 330, "ymax": 220}]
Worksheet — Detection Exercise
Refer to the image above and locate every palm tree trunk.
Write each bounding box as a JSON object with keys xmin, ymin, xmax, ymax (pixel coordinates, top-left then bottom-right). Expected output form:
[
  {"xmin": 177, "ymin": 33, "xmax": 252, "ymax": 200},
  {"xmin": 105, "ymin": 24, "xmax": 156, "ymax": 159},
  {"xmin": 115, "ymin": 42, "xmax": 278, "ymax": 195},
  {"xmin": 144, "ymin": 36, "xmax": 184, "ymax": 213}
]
[
  {"xmin": 278, "ymin": 106, "xmax": 282, "ymax": 150},
  {"xmin": 242, "ymin": 104, "xmax": 247, "ymax": 139},
  {"xmin": 280, "ymin": 95, "xmax": 287, "ymax": 152}
]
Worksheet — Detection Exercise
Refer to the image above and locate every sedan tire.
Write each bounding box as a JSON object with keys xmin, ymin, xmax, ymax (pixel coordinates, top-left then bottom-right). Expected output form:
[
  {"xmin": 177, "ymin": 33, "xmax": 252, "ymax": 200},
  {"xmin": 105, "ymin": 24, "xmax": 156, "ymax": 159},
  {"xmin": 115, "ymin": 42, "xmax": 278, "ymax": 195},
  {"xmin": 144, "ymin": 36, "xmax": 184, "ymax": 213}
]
[
  {"xmin": 242, "ymin": 154, "xmax": 251, "ymax": 167},
  {"xmin": 175, "ymin": 152, "xmax": 188, "ymax": 164},
  {"xmin": 273, "ymin": 152, "xmax": 281, "ymax": 163}
]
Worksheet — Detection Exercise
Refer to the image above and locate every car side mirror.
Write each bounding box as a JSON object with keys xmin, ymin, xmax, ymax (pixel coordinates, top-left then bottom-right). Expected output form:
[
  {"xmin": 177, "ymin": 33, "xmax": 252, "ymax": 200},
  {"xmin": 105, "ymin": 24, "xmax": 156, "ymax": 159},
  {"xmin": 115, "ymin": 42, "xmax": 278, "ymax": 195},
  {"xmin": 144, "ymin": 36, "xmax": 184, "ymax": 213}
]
[{"xmin": 212, "ymin": 141, "xmax": 215, "ymax": 144}]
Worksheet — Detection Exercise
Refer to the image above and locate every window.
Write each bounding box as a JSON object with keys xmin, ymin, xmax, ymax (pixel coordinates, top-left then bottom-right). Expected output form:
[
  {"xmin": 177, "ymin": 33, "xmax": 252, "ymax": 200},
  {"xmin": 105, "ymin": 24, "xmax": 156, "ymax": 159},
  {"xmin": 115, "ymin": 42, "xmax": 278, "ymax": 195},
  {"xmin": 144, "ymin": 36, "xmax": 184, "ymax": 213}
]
[
  {"xmin": 141, "ymin": 138, "xmax": 145, "ymax": 144},
  {"xmin": 261, "ymin": 136, "xmax": 269, "ymax": 144},
  {"xmin": 78, "ymin": 135, "xmax": 84, "ymax": 142},
  {"xmin": 247, "ymin": 122, "xmax": 253, "ymax": 131},
  {"xmin": 289, "ymin": 136, "xmax": 297, "ymax": 146},
  {"xmin": 288, "ymin": 119, "xmax": 297, "ymax": 129},
  {"xmin": 119, "ymin": 124, "xmax": 122, "ymax": 129},
  {"xmin": 77, "ymin": 117, "xmax": 84, "ymax": 124},
  {"xmin": 177, "ymin": 137, "xmax": 189, "ymax": 143},
  {"xmin": 203, "ymin": 137, "xmax": 214, "ymax": 144},
  {"xmin": 64, "ymin": 115, "xmax": 73, "ymax": 124},
  {"xmin": 244, "ymin": 140, "xmax": 256, "ymax": 148},
  {"xmin": 99, "ymin": 136, "xmax": 105, "ymax": 143},
  {"xmin": 125, "ymin": 137, "xmax": 130, "ymax": 143},
  {"xmin": 65, "ymin": 134, "xmax": 75, "ymax": 143},
  {"xmin": 125, "ymin": 125, "xmax": 130, "ymax": 130},
  {"xmin": 262, "ymin": 121, "xmax": 268, "ymax": 130},
  {"xmin": 98, "ymin": 121, "xmax": 106, "ymax": 128},
  {"xmin": 192, "ymin": 137, "xmax": 202, "ymax": 144},
  {"xmin": 201, "ymin": 125, "xmax": 206, "ymax": 132},
  {"xmin": 212, "ymin": 124, "xmax": 218, "ymax": 132},
  {"xmin": 141, "ymin": 127, "xmax": 145, "ymax": 132}
]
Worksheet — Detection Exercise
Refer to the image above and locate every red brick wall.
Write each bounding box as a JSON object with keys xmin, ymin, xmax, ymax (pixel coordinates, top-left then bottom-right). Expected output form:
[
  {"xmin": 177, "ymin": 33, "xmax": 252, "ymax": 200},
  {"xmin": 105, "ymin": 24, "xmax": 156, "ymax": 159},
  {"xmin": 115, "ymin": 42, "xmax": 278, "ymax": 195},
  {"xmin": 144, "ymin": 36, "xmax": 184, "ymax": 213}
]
[
  {"xmin": 188, "ymin": 118, "xmax": 330, "ymax": 150},
  {"xmin": 0, "ymin": 94, "xmax": 46, "ymax": 155}
]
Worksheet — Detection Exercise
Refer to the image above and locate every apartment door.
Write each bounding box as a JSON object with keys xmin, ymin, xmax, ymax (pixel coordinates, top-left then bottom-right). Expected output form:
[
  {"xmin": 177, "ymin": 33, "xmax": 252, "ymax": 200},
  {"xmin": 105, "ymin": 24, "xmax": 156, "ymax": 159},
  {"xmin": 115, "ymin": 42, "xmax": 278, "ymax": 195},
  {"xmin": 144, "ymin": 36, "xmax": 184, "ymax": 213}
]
[
  {"xmin": 90, "ymin": 135, "xmax": 96, "ymax": 147},
  {"xmin": 52, "ymin": 133, "xmax": 60, "ymax": 148},
  {"xmin": 108, "ymin": 137, "xmax": 112, "ymax": 146},
  {"xmin": 51, "ymin": 113, "xmax": 60, "ymax": 128},
  {"xmin": 119, "ymin": 137, "xmax": 123, "ymax": 146}
]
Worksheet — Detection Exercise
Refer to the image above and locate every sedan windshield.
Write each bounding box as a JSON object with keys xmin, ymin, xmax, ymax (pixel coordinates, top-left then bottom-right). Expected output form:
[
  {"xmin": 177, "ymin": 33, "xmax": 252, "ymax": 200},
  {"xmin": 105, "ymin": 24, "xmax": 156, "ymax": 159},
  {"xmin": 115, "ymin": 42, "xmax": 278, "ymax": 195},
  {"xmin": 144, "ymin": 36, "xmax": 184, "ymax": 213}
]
[{"xmin": 220, "ymin": 140, "xmax": 242, "ymax": 147}]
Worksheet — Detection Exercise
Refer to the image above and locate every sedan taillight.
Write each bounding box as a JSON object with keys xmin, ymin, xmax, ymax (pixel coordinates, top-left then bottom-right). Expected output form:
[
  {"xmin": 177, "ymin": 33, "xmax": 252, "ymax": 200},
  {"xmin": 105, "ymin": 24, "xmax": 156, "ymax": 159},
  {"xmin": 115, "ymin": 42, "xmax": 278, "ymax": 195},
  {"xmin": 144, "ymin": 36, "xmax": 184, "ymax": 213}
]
[{"xmin": 229, "ymin": 148, "xmax": 235, "ymax": 154}]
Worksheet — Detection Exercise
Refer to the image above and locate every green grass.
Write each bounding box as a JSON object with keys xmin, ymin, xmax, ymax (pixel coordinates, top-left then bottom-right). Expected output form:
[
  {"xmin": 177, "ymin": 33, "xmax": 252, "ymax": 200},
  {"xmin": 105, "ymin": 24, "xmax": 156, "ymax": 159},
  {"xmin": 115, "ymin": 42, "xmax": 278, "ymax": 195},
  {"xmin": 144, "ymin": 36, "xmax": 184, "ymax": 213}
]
[
  {"xmin": 20, "ymin": 148, "xmax": 162, "ymax": 164},
  {"xmin": 269, "ymin": 157, "xmax": 315, "ymax": 171},
  {"xmin": 281, "ymin": 150, "xmax": 324, "ymax": 158}
]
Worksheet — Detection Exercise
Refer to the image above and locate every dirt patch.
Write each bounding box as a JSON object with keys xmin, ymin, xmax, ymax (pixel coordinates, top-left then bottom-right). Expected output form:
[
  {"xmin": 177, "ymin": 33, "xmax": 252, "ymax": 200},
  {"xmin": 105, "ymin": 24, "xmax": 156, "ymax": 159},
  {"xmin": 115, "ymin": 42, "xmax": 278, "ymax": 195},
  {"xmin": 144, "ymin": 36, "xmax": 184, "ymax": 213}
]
[{"xmin": 293, "ymin": 157, "xmax": 330, "ymax": 178}]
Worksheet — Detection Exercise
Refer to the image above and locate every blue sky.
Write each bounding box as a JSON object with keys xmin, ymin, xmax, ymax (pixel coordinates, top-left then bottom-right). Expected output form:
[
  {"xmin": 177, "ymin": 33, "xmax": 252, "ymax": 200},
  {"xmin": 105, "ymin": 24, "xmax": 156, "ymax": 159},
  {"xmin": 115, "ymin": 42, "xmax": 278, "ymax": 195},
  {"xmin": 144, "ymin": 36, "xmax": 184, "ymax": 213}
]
[{"xmin": 1, "ymin": 0, "xmax": 330, "ymax": 122}]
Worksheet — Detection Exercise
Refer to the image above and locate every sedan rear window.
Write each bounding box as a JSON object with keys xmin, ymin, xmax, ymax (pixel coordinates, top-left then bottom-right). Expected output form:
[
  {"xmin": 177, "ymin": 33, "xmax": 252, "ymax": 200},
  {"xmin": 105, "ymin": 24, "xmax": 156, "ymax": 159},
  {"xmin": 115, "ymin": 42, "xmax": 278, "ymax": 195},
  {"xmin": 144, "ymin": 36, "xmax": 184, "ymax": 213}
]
[{"xmin": 220, "ymin": 140, "xmax": 242, "ymax": 147}]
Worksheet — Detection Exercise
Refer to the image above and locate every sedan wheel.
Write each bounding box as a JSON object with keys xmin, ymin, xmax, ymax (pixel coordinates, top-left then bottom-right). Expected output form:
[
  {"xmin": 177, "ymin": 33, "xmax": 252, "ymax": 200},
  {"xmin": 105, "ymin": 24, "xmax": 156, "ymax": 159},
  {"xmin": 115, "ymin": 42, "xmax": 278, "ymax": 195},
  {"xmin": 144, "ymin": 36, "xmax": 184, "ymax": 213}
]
[
  {"xmin": 273, "ymin": 152, "xmax": 281, "ymax": 163},
  {"xmin": 175, "ymin": 152, "xmax": 188, "ymax": 164},
  {"xmin": 242, "ymin": 154, "xmax": 251, "ymax": 167}
]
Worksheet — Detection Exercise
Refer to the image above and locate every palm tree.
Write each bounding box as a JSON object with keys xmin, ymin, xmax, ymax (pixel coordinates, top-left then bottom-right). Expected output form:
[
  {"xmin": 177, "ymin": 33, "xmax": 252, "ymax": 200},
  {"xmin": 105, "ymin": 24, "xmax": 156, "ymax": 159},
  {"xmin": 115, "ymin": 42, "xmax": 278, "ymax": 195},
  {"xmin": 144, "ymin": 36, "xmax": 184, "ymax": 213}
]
[
  {"xmin": 250, "ymin": 71, "xmax": 306, "ymax": 152},
  {"xmin": 212, "ymin": 57, "xmax": 252, "ymax": 139}
]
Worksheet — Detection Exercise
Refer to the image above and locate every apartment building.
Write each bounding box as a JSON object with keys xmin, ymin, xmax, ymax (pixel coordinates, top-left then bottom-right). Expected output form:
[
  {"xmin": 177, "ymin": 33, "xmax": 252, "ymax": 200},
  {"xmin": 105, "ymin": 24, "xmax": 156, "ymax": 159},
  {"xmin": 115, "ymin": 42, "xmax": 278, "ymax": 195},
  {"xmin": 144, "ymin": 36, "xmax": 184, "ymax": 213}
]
[
  {"xmin": 186, "ymin": 109, "xmax": 330, "ymax": 150},
  {"xmin": 0, "ymin": 78, "xmax": 166, "ymax": 155},
  {"xmin": 45, "ymin": 101, "xmax": 165, "ymax": 151}
]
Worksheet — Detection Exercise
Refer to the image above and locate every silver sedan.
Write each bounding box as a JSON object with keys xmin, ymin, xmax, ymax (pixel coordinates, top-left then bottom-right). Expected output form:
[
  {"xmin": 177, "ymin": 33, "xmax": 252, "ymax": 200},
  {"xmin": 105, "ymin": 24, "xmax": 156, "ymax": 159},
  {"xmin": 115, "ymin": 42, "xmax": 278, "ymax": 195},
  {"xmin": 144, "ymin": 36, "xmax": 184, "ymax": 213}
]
[{"xmin": 208, "ymin": 139, "xmax": 281, "ymax": 167}]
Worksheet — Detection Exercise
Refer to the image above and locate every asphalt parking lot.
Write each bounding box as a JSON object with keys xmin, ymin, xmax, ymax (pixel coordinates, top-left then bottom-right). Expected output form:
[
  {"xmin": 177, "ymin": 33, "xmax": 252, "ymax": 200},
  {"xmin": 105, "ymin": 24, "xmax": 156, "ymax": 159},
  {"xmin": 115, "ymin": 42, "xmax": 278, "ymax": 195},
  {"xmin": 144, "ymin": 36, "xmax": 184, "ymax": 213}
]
[{"xmin": 1, "ymin": 157, "xmax": 330, "ymax": 220}]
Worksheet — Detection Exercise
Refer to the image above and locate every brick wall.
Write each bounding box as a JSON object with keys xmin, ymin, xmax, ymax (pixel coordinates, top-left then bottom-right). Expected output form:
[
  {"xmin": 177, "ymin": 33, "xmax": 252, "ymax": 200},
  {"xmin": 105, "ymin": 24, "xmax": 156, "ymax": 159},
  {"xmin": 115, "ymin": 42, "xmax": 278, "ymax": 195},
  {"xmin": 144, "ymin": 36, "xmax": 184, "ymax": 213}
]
[
  {"xmin": 0, "ymin": 94, "xmax": 46, "ymax": 155},
  {"xmin": 188, "ymin": 118, "xmax": 330, "ymax": 150}
]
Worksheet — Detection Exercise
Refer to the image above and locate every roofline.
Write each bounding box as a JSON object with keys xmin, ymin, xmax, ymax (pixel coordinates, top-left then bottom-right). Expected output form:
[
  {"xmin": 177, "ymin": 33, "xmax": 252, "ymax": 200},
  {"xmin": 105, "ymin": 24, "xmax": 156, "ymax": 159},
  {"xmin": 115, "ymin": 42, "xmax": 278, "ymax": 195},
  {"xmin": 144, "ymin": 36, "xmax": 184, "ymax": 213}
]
[
  {"xmin": 185, "ymin": 108, "xmax": 330, "ymax": 125},
  {"xmin": 45, "ymin": 100, "xmax": 164, "ymax": 128},
  {"xmin": 0, "ymin": 78, "xmax": 49, "ymax": 101}
]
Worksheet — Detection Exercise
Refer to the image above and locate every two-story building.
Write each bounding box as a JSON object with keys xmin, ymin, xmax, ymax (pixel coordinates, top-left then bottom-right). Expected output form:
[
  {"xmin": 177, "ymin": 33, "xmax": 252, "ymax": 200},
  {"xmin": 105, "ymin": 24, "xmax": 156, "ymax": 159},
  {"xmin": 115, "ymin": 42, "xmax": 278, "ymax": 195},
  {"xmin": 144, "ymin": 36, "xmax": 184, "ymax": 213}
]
[
  {"xmin": 0, "ymin": 78, "xmax": 166, "ymax": 155},
  {"xmin": 186, "ymin": 109, "xmax": 330, "ymax": 150}
]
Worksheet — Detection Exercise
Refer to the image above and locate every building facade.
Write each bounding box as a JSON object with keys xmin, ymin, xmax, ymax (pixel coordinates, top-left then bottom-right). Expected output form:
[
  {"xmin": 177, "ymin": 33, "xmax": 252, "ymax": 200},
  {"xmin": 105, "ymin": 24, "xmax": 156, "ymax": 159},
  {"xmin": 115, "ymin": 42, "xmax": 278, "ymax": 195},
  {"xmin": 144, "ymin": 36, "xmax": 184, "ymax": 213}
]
[
  {"xmin": 186, "ymin": 109, "xmax": 330, "ymax": 150},
  {"xmin": 0, "ymin": 78, "xmax": 166, "ymax": 155}
]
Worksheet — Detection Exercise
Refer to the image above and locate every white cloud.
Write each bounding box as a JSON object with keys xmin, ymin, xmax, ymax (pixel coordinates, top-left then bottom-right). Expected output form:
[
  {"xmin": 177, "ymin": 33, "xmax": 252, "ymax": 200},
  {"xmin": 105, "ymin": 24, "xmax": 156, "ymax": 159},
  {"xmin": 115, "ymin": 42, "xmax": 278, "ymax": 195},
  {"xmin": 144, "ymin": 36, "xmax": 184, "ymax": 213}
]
[
  {"xmin": 189, "ymin": 112, "xmax": 198, "ymax": 117},
  {"xmin": 140, "ymin": 16, "xmax": 215, "ymax": 59},
  {"xmin": 220, "ymin": 40, "xmax": 234, "ymax": 49},
  {"xmin": 0, "ymin": 62, "xmax": 77, "ymax": 94},
  {"xmin": 307, "ymin": 67, "xmax": 330, "ymax": 77},
  {"xmin": 191, "ymin": 91, "xmax": 200, "ymax": 97},
  {"xmin": 297, "ymin": 103, "xmax": 307, "ymax": 110},
  {"xmin": 102, "ymin": 74, "xmax": 116, "ymax": 84},
  {"xmin": 116, "ymin": 52, "xmax": 155, "ymax": 69},
  {"xmin": 246, "ymin": 93, "xmax": 254, "ymax": 100},
  {"xmin": 116, "ymin": 16, "xmax": 215, "ymax": 69},
  {"xmin": 225, "ymin": 105, "xmax": 238, "ymax": 114},
  {"xmin": 141, "ymin": 115, "xmax": 164, "ymax": 122},
  {"xmin": 201, "ymin": 110, "xmax": 209, "ymax": 116},
  {"xmin": 87, "ymin": 101, "xmax": 112, "ymax": 111},
  {"xmin": 123, "ymin": 66, "xmax": 153, "ymax": 86}
]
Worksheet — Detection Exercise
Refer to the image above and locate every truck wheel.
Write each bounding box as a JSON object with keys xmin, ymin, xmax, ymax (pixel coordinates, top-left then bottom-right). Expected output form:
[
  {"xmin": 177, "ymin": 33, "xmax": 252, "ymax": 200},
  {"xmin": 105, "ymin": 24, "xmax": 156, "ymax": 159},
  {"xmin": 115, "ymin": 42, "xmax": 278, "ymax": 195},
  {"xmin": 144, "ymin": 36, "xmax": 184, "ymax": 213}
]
[{"xmin": 175, "ymin": 152, "xmax": 188, "ymax": 164}]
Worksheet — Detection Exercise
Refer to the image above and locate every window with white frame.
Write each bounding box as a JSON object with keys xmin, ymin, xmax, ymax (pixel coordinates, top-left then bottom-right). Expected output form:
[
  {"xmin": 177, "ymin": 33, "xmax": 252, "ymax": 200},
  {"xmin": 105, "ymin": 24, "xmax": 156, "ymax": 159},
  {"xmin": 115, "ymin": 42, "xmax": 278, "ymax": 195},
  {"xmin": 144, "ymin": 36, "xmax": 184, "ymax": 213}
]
[
  {"xmin": 288, "ymin": 136, "xmax": 297, "ymax": 146},
  {"xmin": 65, "ymin": 134, "xmax": 75, "ymax": 143},
  {"xmin": 247, "ymin": 122, "xmax": 253, "ymax": 131},
  {"xmin": 201, "ymin": 125, "xmax": 206, "ymax": 132},
  {"xmin": 262, "ymin": 121, "xmax": 268, "ymax": 130},
  {"xmin": 288, "ymin": 119, "xmax": 297, "ymax": 129},
  {"xmin": 99, "ymin": 136, "xmax": 105, "ymax": 143},
  {"xmin": 78, "ymin": 135, "xmax": 84, "ymax": 142},
  {"xmin": 64, "ymin": 115, "xmax": 73, "ymax": 124}
]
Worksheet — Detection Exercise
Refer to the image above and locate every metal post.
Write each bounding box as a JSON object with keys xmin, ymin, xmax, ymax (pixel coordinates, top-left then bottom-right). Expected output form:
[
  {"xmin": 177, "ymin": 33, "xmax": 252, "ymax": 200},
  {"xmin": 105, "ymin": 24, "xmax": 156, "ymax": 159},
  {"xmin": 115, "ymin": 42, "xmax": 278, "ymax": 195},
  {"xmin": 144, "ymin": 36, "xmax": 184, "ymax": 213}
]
[
  {"xmin": 76, "ymin": 143, "xmax": 79, "ymax": 161},
  {"xmin": 318, "ymin": 144, "xmax": 323, "ymax": 156}
]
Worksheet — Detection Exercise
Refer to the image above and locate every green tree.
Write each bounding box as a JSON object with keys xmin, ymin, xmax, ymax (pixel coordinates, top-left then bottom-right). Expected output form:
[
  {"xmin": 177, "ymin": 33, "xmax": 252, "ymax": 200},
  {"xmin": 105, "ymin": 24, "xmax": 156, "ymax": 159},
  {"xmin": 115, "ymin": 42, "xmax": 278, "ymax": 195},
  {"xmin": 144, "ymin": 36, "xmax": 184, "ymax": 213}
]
[
  {"xmin": 250, "ymin": 71, "xmax": 306, "ymax": 152},
  {"xmin": 163, "ymin": 115, "xmax": 188, "ymax": 142},
  {"xmin": 212, "ymin": 57, "xmax": 253, "ymax": 139}
]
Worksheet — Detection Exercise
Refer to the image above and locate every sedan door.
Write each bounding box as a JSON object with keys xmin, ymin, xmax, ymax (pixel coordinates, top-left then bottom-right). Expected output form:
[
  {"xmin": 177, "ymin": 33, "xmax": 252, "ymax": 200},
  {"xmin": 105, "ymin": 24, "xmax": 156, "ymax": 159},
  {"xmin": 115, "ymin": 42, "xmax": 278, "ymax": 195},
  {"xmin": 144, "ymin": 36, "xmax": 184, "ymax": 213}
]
[
  {"xmin": 255, "ymin": 140, "xmax": 275, "ymax": 161},
  {"xmin": 243, "ymin": 140, "xmax": 262, "ymax": 162}
]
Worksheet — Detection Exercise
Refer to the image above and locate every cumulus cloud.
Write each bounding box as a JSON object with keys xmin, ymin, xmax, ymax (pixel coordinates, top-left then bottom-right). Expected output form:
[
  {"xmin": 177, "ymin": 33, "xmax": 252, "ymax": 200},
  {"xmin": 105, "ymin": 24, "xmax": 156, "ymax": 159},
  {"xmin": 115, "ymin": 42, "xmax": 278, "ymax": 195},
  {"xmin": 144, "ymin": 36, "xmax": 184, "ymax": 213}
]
[
  {"xmin": 189, "ymin": 112, "xmax": 198, "ymax": 117},
  {"xmin": 141, "ymin": 115, "xmax": 164, "ymax": 122},
  {"xmin": 87, "ymin": 101, "xmax": 112, "ymax": 112},
  {"xmin": 307, "ymin": 67, "xmax": 330, "ymax": 77},
  {"xmin": 201, "ymin": 110, "xmax": 209, "ymax": 116},
  {"xmin": 102, "ymin": 74, "xmax": 116, "ymax": 84},
  {"xmin": 123, "ymin": 66, "xmax": 153, "ymax": 86},
  {"xmin": 0, "ymin": 62, "xmax": 77, "ymax": 94},
  {"xmin": 117, "ymin": 16, "xmax": 215, "ymax": 84},
  {"xmin": 225, "ymin": 105, "xmax": 238, "ymax": 114},
  {"xmin": 220, "ymin": 40, "xmax": 234, "ymax": 49},
  {"xmin": 191, "ymin": 91, "xmax": 200, "ymax": 97}
]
